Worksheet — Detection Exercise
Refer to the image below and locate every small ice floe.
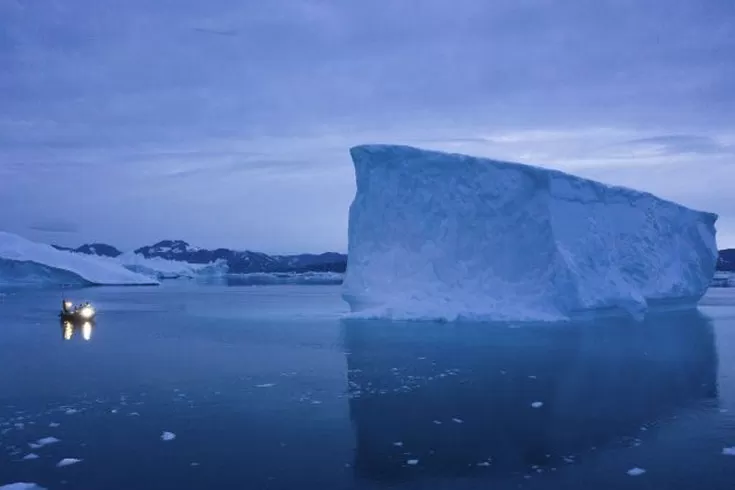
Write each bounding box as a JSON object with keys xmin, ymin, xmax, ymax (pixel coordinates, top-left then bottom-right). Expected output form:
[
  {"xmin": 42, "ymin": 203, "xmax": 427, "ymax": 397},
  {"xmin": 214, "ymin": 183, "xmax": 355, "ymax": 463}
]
[
  {"xmin": 432, "ymin": 420, "xmax": 442, "ymax": 425},
  {"xmin": 22, "ymin": 453, "xmax": 39, "ymax": 460},
  {"xmin": 255, "ymin": 383, "xmax": 276, "ymax": 388},
  {"xmin": 406, "ymin": 459, "xmax": 419, "ymax": 466},
  {"xmin": 719, "ymin": 408, "xmax": 729, "ymax": 413},
  {"xmin": 500, "ymin": 370, "xmax": 506, "ymax": 375},
  {"xmin": 451, "ymin": 418, "xmax": 463, "ymax": 424},
  {"xmin": 0, "ymin": 484, "xmax": 47, "ymax": 490},
  {"xmin": 627, "ymin": 467, "xmax": 646, "ymax": 476},
  {"xmin": 161, "ymin": 431, "xmax": 176, "ymax": 441},
  {"xmin": 476, "ymin": 461, "xmax": 491, "ymax": 467},
  {"xmin": 563, "ymin": 456, "xmax": 575, "ymax": 464},
  {"xmin": 417, "ymin": 357, "xmax": 426, "ymax": 360},
  {"xmin": 64, "ymin": 409, "xmax": 78, "ymax": 415},
  {"xmin": 311, "ymin": 400, "xmax": 322, "ymax": 405},
  {"xmin": 531, "ymin": 402, "xmax": 544, "ymax": 408},
  {"xmin": 30, "ymin": 437, "xmax": 60, "ymax": 448},
  {"xmin": 110, "ymin": 409, "xmax": 118, "ymax": 414},
  {"xmin": 528, "ymin": 375, "xmax": 537, "ymax": 379},
  {"xmin": 190, "ymin": 462, "xmax": 200, "ymax": 467},
  {"xmin": 56, "ymin": 458, "xmax": 82, "ymax": 468},
  {"xmin": 128, "ymin": 412, "xmax": 140, "ymax": 417},
  {"xmin": 640, "ymin": 426, "xmax": 648, "ymax": 431},
  {"xmin": 14, "ymin": 423, "xmax": 24, "ymax": 429},
  {"xmin": 722, "ymin": 447, "xmax": 735, "ymax": 456},
  {"xmin": 393, "ymin": 442, "xmax": 404, "ymax": 447},
  {"xmin": 48, "ymin": 423, "xmax": 60, "ymax": 428}
]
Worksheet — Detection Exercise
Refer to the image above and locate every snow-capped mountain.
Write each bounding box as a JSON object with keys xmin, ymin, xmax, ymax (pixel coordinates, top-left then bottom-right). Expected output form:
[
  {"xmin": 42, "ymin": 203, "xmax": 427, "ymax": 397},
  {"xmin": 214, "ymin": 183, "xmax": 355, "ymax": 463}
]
[{"xmin": 55, "ymin": 239, "xmax": 347, "ymax": 274}]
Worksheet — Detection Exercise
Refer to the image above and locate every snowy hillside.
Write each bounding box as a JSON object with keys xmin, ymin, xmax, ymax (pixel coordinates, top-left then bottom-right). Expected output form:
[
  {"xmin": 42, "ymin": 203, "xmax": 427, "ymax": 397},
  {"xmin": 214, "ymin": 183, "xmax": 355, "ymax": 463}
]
[
  {"xmin": 0, "ymin": 232, "xmax": 158, "ymax": 287},
  {"xmin": 342, "ymin": 144, "xmax": 718, "ymax": 321}
]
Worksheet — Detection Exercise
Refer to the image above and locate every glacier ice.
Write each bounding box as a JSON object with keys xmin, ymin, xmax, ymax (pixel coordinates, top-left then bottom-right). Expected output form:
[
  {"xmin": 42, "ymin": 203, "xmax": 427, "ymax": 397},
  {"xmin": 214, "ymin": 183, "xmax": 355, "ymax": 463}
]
[
  {"xmin": 0, "ymin": 232, "xmax": 158, "ymax": 287},
  {"xmin": 342, "ymin": 144, "xmax": 718, "ymax": 321}
]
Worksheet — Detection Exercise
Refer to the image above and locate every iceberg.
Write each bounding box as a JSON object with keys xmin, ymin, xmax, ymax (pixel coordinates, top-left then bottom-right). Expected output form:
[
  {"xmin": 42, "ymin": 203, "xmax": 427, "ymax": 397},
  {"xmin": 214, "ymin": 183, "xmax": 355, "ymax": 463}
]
[
  {"xmin": 0, "ymin": 232, "xmax": 158, "ymax": 287},
  {"xmin": 342, "ymin": 144, "xmax": 718, "ymax": 321}
]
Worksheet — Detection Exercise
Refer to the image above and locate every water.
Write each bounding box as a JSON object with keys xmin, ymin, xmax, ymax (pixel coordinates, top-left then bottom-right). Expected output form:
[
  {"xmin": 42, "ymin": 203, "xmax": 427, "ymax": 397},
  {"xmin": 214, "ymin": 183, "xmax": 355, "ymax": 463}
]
[{"xmin": 1, "ymin": 284, "xmax": 735, "ymax": 489}]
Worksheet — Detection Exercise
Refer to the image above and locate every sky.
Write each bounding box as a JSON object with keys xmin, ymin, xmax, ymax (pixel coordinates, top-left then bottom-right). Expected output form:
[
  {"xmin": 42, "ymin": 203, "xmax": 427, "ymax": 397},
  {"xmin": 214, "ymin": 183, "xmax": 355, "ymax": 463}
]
[{"xmin": 1, "ymin": 0, "xmax": 734, "ymax": 253}]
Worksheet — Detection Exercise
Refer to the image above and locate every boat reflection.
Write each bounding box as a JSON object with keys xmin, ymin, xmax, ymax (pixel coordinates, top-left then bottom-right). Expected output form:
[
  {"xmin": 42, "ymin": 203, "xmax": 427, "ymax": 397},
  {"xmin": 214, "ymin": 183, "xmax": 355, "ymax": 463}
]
[
  {"xmin": 60, "ymin": 319, "xmax": 95, "ymax": 341},
  {"xmin": 342, "ymin": 309, "xmax": 717, "ymax": 482}
]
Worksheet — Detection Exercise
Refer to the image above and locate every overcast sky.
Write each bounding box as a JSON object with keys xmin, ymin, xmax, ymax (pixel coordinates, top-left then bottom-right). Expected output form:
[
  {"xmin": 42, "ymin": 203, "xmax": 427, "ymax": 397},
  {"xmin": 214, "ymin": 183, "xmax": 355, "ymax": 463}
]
[{"xmin": 1, "ymin": 0, "xmax": 733, "ymax": 253}]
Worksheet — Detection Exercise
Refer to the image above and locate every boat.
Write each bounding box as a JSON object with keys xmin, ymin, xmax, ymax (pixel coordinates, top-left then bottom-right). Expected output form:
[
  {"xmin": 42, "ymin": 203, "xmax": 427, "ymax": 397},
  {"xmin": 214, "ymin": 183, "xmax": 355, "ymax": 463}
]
[{"xmin": 59, "ymin": 299, "xmax": 97, "ymax": 323}]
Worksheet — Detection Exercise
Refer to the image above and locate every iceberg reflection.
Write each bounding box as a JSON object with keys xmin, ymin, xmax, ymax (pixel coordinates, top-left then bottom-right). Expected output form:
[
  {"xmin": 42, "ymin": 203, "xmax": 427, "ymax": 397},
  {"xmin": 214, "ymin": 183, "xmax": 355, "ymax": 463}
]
[{"xmin": 342, "ymin": 310, "xmax": 717, "ymax": 481}]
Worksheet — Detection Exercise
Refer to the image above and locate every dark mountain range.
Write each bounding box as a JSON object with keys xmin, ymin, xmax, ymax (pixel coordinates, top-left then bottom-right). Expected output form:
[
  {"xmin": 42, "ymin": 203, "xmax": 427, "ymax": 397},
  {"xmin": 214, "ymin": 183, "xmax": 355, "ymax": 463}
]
[
  {"xmin": 54, "ymin": 239, "xmax": 346, "ymax": 274},
  {"xmin": 718, "ymin": 249, "xmax": 735, "ymax": 272}
]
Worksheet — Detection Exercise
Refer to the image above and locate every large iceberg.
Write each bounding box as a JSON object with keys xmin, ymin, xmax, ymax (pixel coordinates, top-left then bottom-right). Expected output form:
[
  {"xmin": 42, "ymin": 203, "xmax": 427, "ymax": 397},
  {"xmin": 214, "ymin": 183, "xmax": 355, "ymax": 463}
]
[
  {"xmin": 0, "ymin": 232, "xmax": 158, "ymax": 287},
  {"xmin": 342, "ymin": 144, "xmax": 718, "ymax": 321}
]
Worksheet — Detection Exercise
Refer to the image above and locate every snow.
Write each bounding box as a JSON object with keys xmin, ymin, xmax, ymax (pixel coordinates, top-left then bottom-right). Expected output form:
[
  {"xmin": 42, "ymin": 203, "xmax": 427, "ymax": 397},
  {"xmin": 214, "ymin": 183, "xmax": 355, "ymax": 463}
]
[
  {"xmin": 0, "ymin": 232, "xmax": 158, "ymax": 287},
  {"xmin": 113, "ymin": 252, "xmax": 227, "ymax": 280},
  {"xmin": 342, "ymin": 144, "xmax": 718, "ymax": 322}
]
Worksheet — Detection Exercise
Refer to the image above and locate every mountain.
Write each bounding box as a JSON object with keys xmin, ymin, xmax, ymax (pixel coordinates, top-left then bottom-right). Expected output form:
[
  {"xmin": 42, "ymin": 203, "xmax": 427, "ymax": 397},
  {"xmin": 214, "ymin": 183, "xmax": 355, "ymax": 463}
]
[
  {"xmin": 52, "ymin": 242, "xmax": 122, "ymax": 258},
  {"xmin": 55, "ymin": 239, "xmax": 346, "ymax": 274},
  {"xmin": 718, "ymin": 249, "xmax": 735, "ymax": 272}
]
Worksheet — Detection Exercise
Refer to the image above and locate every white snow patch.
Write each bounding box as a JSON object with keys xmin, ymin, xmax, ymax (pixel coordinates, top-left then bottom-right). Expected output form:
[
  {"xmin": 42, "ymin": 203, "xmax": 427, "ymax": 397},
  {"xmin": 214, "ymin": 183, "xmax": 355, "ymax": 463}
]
[
  {"xmin": 161, "ymin": 431, "xmax": 176, "ymax": 441},
  {"xmin": 627, "ymin": 467, "xmax": 646, "ymax": 476}
]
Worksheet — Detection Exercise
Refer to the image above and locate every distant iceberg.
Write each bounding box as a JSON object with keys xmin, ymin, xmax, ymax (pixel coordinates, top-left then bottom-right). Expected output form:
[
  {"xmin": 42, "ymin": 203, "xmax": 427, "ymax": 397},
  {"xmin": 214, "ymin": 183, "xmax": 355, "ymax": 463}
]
[
  {"xmin": 342, "ymin": 144, "xmax": 718, "ymax": 321},
  {"xmin": 0, "ymin": 232, "xmax": 158, "ymax": 287}
]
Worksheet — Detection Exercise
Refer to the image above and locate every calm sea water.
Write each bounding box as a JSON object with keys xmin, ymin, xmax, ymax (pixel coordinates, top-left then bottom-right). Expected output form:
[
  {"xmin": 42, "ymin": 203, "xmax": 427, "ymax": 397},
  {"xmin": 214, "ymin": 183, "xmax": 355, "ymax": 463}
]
[{"xmin": 1, "ymin": 284, "xmax": 735, "ymax": 489}]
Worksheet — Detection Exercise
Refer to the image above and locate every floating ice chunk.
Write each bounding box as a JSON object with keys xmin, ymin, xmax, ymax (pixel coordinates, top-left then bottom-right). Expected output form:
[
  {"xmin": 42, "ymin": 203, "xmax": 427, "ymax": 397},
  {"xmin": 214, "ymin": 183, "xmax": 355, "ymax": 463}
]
[
  {"xmin": 627, "ymin": 467, "xmax": 646, "ymax": 476},
  {"xmin": 406, "ymin": 459, "xmax": 419, "ymax": 465},
  {"xmin": 393, "ymin": 442, "xmax": 403, "ymax": 447},
  {"xmin": 452, "ymin": 418, "xmax": 463, "ymax": 424},
  {"xmin": 531, "ymin": 402, "xmax": 544, "ymax": 408},
  {"xmin": 722, "ymin": 447, "xmax": 735, "ymax": 456},
  {"xmin": 22, "ymin": 453, "xmax": 39, "ymax": 460},
  {"xmin": 48, "ymin": 423, "xmax": 60, "ymax": 428},
  {"xmin": 161, "ymin": 431, "xmax": 176, "ymax": 441},
  {"xmin": 341, "ymin": 144, "xmax": 718, "ymax": 321},
  {"xmin": 432, "ymin": 420, "xmax": 442, "ymax": 425},
  {"xmin": 128, "ymin": 412, "xmax": 140, "ymax": 417},
  {"xmin": 255, "ymin": 383, "xmax": 276, "ymax": 388},
  {"xmin": 31, "ymin": 437, "xmax": 60, "ymax": 448},
  {"xmin": 56, "ymin": 458, "xmax": 82, "ymax": 467},
  {"xmin": 64, "ymin": 409, "xmax": 78, "ymax": 415},
  {"xmin": 0, "ymin": 484, "xmax": 47, "ymax": 490},
  {"xmin": 476, "ymin": 461, "xmax": 491, "ymax": 467},
  {"xmin": 14, "ymin": 423, "xmax": 24, "ymax": 429}
]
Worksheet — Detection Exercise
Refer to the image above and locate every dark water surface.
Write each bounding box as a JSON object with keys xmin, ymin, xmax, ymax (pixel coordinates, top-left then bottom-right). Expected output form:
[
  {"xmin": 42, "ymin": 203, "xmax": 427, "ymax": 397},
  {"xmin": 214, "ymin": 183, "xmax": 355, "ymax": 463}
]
[{"xmin": 1, "ymin": 284, "xmax": 734, "ymax": 489}]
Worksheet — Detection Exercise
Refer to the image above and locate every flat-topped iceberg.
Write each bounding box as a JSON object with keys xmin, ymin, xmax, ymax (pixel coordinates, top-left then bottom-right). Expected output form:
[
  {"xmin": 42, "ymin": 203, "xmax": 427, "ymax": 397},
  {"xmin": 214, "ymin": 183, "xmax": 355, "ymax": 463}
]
[
  {"xmin": 342, "ymin": 144, "xmax": 718, "ymax": 321},
  {"xmin": 0, "ymin": 232, "xmax": 158, "ymax": 287}
]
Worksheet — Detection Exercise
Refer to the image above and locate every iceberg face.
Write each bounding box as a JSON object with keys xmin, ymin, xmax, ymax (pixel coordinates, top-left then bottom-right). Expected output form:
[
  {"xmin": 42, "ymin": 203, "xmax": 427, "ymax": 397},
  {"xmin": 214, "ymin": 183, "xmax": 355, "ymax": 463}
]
[
  {"xmin": 0, "ymin": 232, "xmax": 158, "ymax": 287},
  {"xmin": 342, "ymin": 144, "xmax": 718, "ymax": 321}
]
